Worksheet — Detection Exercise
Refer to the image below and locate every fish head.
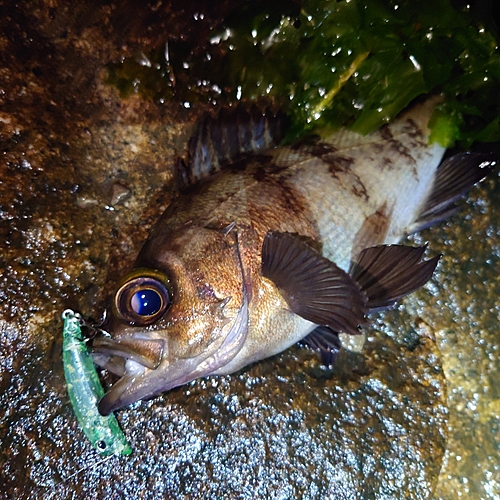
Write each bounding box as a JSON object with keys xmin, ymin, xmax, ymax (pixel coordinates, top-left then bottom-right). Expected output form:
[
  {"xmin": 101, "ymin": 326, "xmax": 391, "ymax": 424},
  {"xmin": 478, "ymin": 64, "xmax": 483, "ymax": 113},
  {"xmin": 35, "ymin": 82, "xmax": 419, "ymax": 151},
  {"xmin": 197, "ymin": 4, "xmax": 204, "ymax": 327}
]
[{"xmin": 93, "ymin": 225, "xmax": 249, "ymax": 415}]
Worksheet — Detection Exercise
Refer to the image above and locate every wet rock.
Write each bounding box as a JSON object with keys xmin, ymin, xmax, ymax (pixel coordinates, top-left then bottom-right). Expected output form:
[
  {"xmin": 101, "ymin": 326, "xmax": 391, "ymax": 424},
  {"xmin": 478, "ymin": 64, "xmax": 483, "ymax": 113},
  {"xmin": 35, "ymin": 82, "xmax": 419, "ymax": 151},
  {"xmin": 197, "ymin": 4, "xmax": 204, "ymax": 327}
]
[
  {"xmin": 109, "ymin": 182, "xmax": 132, "ymax": 207},
  {"xmin": 0, "ymin": 3, "xmax": 498, "ymax": 500},
  {"xmin": 1, "ymin": 316, "xmax": 448, "ymax": 499},
  {"xmin": 416, "ymin": 178, "xmax": 500, "ymax": 500}
]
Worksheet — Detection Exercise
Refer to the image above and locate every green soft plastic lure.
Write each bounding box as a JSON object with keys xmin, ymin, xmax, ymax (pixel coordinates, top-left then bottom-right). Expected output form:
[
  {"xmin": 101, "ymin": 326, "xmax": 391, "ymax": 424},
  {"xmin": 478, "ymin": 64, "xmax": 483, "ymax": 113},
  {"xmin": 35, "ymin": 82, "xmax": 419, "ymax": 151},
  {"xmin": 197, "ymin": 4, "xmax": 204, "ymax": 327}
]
[{"xmin": 62, "ymin": 309, "xmax": 132, "ymax": 456}]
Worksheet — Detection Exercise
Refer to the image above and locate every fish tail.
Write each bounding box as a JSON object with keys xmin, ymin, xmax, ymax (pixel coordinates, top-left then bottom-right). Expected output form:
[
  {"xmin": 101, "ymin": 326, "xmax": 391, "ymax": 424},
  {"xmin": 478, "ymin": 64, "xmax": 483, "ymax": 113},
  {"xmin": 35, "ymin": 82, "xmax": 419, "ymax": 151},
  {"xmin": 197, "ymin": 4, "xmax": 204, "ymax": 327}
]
[{"xmin": 409, "ymin": 151, "xmax": 497, "ymax": 233}]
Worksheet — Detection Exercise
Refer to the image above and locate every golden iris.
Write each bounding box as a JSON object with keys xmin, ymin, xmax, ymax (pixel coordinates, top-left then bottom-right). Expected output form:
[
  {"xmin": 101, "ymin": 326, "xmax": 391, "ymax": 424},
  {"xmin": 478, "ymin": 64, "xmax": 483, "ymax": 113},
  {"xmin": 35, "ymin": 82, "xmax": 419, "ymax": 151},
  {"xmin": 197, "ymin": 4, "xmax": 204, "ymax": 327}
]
[{"xmin": 114, "ymin": 268, "xmax": 172, "ymax": 325}]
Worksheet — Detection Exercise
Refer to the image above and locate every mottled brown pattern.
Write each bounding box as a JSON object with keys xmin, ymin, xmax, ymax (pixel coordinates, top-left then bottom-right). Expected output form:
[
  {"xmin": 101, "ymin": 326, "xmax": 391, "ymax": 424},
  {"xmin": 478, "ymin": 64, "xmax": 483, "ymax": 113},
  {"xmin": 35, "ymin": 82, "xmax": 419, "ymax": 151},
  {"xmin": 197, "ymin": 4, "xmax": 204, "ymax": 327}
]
[
  {"xmin": 324, "ymin": 154, "xmax": 354, "ymax": 173},
  {"xmin": 305, "ymin": 141, "xmax": 339, "ymax": 158},
  {"xmin": 381, "ymin": 155, "xmax": 395, "ymax": 170},
  {"xmin": 388, "ymin": 139, "xmax": 415, "ymax": 165},
  {"xmin": 229, "ymin": 154, "xmax": 273, "ymax": 173},
  {"xmin": 379, "ymin": 124, "xmax": 394, "ymax": 141},
  {"xmin": 244, "ymin": 174, "xmax": 317, "ymax": 242},
  {"xmin": 379, "ymin": 119, "xmax": 429, "ymax": 180},
  {"xmin": 323, "ymin": 154, "xmax": 369, "ymax": 202},
  {"xmin": 378, "ymin": 133, "xmax": 420, "ymax": 179},
  {"xmin": 367, "ymin": 118, "xmax": 430, "ymax": 178},
  {"xmin": 124, "ymin": 154, "xmax": 319, "ymax": 360},
  {"xmin": 93, "ymin": 97, "xmax": 450, "ymax": 420},
  {"xmin": 351, "ymin": 203, "xmax": 393, "ymax": 259},
  {"xmin": 251, "ymin": 159, "xmax": 291, "ymax": 182},
  {"xmin": 351, "ymin": 175, "xmax": 369, "ymax": 201},
  {"xmin": 402, "ymin": 118, "xmax": 426, "ymax": 141}
]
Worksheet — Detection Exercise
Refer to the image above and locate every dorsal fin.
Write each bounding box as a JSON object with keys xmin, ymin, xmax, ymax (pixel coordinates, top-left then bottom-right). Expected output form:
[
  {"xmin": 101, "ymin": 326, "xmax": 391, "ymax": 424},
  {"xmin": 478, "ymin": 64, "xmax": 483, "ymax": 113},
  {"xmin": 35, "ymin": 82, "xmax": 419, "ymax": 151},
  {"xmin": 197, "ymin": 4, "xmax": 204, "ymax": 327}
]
[
  {"xmin": 179, "ymin": 105, "xmax": 288, "ymax": 187},
  {"xmin": 409, "ymin": 152, "xmax": 496, "ymax": 233}
]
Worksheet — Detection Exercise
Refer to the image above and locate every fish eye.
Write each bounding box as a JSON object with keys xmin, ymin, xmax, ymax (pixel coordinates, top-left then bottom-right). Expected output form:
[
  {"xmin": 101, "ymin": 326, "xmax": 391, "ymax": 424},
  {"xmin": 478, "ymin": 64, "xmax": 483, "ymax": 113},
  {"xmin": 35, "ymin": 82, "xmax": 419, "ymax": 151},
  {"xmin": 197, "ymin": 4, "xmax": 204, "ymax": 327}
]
[
  {"xmin": 130, "ymin": 288, "xmax": 162, "ymax": 316},
  {"xmin": 114, "ymin": 269, "xmax": 172, "ymax": 325}
]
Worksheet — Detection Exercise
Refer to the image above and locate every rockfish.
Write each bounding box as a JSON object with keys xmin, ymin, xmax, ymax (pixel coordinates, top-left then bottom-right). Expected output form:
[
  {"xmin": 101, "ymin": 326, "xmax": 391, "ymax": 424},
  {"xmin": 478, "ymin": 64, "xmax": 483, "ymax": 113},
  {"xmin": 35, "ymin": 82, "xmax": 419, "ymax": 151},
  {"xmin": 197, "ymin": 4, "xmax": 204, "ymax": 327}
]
[{"xmin": 92, "ymin": 97, "xmax": 495, "ymax": 415}]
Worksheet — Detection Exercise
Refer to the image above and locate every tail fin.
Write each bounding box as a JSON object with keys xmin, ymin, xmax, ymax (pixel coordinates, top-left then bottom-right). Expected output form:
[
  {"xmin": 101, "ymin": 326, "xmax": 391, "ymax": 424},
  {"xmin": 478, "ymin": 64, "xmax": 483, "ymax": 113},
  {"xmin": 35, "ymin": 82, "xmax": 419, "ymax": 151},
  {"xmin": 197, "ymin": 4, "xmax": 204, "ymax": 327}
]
[{"xmin": 409, "ymin": 152, "xmax": 497, "ymax": 233}]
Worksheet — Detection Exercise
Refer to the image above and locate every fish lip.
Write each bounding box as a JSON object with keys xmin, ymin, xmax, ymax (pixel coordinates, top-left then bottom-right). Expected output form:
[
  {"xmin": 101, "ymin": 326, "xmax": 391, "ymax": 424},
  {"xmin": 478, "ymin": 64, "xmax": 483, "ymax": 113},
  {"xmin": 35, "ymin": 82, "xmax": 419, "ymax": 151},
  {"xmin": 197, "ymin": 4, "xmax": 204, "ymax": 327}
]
[
  {"xmin": 97, "ymin": 292, "xmax": 250, "ymax": 415},
  {"xmin": 92, "ymin": 331, "xmax": 165, "ymax": 371}
]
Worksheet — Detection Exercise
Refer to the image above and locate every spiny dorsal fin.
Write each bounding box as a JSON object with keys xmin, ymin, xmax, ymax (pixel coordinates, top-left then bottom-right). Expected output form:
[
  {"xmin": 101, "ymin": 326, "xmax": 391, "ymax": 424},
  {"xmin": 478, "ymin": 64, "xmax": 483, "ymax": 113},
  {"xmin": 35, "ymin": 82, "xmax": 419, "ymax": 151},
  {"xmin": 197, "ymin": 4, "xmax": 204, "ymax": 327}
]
[
  {"xmin": 180, "ymin": 105, "xmax": 288, "ymax": 187},
  {"xmin": 409, "ymin": 152, "xmax": 496, "ymax": 233},
  {"xmin": 349, "ymin": 245, "xmax": 440, "ymax": 312},
  {"xmin": 261, "ymin": 231, "xmax": 368, "ymax": 335}
]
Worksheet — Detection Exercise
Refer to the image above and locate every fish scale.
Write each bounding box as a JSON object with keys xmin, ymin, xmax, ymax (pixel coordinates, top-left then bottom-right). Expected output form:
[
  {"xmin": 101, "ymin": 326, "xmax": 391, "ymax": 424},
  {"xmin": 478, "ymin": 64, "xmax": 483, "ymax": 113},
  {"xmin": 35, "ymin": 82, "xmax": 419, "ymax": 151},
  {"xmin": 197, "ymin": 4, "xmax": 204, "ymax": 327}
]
[
  {"xmin": 91, "ymin": 97, "xmax": 495, "ymax": 415},
  {"xmin": 280, "ymin": 101, "xmax": 445, "ymax": 269}
]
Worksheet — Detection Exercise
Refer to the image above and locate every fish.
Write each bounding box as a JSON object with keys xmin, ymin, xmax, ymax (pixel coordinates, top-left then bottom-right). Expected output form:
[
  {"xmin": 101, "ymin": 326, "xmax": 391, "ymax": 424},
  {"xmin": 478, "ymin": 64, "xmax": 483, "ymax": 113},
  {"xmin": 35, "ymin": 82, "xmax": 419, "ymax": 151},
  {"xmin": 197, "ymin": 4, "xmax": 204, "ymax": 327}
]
[{"xmin": 91, "ymin": 97, "xmax": 496, "ymax": 415}]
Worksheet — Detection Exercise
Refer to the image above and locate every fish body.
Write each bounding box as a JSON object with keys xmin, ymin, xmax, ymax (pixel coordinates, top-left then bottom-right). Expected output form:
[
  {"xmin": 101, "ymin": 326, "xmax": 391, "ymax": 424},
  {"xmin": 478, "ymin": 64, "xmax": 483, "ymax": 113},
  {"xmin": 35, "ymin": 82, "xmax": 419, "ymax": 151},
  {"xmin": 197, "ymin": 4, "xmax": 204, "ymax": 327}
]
[{"xmin": 93, "ymin": 98, "xmax": 494, "ymax": 414}]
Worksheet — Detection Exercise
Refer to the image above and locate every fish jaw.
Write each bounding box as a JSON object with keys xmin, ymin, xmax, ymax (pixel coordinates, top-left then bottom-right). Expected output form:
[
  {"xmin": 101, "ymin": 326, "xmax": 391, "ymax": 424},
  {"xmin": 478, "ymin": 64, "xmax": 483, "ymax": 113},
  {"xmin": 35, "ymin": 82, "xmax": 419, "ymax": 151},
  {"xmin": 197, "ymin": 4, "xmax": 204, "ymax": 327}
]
[{"xmin": 96, "ymin": 293, "xmax": 248, "ymax": 414}]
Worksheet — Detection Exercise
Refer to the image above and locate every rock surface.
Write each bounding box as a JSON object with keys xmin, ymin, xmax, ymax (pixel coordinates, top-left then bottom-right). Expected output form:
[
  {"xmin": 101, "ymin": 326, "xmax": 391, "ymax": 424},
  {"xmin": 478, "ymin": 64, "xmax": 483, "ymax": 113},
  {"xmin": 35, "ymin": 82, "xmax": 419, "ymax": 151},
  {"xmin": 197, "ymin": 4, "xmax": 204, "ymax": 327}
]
[{"xmin": 0, "ymin": 3, "xmax": 498, "ymax": 499}]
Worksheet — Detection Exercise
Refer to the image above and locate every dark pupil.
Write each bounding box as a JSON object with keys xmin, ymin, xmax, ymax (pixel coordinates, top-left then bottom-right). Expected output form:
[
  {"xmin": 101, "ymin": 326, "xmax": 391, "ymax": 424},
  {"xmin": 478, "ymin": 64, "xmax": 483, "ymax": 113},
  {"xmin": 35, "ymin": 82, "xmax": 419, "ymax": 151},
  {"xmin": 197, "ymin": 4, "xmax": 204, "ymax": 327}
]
[
  {"xmin": 131, "ymin": 288, "xmax": 162, "ymax": 316},
  {"xmin": 97, "ymin": 440, "xmax": 107, "ymax": 450}
]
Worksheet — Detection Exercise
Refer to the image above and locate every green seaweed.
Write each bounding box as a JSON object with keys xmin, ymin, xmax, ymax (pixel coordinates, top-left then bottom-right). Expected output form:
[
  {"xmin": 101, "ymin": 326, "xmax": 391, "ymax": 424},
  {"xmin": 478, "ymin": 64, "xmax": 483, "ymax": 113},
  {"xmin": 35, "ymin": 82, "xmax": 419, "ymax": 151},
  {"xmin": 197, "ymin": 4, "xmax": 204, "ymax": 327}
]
[{"xmin": 106, "ymin": 0, "xmax": 500, "ymax": 147}]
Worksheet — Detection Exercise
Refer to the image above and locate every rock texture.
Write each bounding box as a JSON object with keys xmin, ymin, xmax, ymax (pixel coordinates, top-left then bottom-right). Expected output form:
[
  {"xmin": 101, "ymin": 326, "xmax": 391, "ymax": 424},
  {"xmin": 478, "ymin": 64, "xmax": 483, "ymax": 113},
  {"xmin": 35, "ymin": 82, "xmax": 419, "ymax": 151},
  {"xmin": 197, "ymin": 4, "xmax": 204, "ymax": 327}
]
[{"xmin": 0, "ymin": 3, "xmax": 498, "ymax": 499}]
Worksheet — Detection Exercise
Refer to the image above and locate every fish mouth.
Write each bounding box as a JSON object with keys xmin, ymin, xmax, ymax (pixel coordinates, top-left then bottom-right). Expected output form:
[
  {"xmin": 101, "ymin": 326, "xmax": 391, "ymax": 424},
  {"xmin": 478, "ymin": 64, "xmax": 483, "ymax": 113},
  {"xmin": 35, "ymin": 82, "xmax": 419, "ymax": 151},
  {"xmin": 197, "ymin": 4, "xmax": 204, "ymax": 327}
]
[
  {"xmin": 92, "ymin": 334, "xmax": 165, "ymax": 374},
  {"xmin": 92, "ymin": 292, "xmax": 249, "ymax": 415}
]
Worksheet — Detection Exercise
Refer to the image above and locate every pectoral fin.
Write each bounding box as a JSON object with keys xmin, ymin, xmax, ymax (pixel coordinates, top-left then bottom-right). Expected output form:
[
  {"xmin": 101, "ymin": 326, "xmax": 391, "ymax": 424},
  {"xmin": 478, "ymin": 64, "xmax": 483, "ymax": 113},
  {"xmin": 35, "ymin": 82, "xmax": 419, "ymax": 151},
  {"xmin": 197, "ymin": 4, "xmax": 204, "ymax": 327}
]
[
  {"xmin": 261, "ymin": 231, "xmax": 368, "ymax": 335},
  {"xmin": 350, "ymin": 244, "xmax": 440, "ymax": 311},
  {"xmin": 301, "ymin": 244, "xmax": 438, "ymax": 365}
]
